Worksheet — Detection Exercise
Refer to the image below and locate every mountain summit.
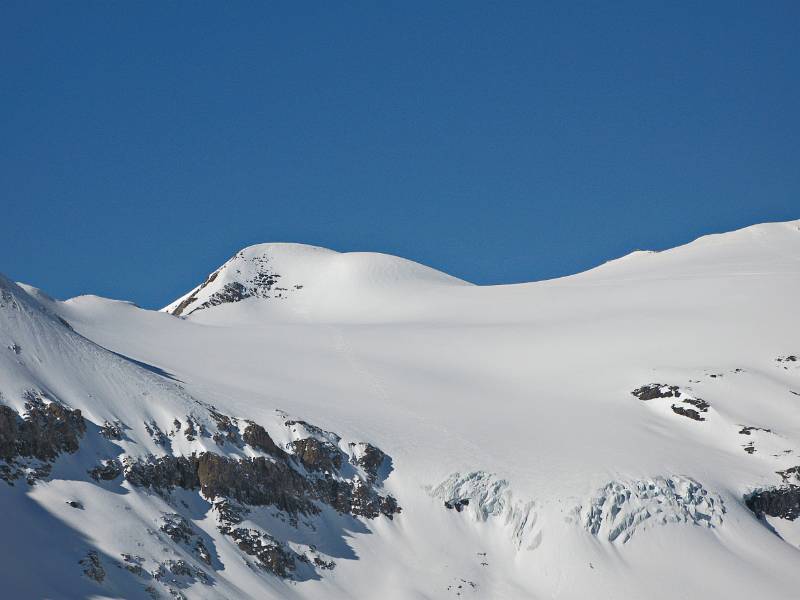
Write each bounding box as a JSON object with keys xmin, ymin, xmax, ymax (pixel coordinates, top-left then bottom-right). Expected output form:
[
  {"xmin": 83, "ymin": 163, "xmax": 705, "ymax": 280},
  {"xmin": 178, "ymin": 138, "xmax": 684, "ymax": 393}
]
[{"xmin": 164, "ymin": 242, "xmax": 468, "ymax": 318}]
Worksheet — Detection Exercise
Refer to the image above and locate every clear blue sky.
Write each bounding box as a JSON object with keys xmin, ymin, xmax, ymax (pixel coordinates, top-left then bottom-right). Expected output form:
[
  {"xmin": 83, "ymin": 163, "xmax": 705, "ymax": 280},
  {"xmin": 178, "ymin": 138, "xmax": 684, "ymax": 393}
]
[{"xmin": 2, "ymin": 2, "xmax": 798, "ymax": 308}]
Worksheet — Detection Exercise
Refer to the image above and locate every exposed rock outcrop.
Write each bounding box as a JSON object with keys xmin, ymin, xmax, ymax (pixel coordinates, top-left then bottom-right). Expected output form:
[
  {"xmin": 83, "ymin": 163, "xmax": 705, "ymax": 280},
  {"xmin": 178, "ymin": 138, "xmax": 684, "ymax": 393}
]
[
  {"xmin": 315, "ymin": 474, "xmax": 400, "ymax": 519},
  {"xmin": 166, "ymin": 249, "xmax": 302, "ymax": 316},
  {"xmin": 169, "ymin": 270, "xmax": 221, "ymax": 317},
  {"xmin": 159, "ymin": 514, "xmax": 212, "ymax": 566},
  {"xmin": 776, "ymin": 355, "xmax": 798, "ymax": 363},
  {"xmin": 291, "ymin": 437, "xmax": 343, "ymax": 473},
  {"xmin": 197, "ymin": 453, "xmax": 315, "ymax": 514},
  {"xmin": 182, "ymin": 416, "xmax": 203, "ymax": 441},
  {"xmin": 350, "ymin": 442, "xmax": 388, "ymax": 483},
  {"xmin": 632, "ymin": 384, "xmax": 681, "ymax": 400},
  {"xmin": 777, "ymin": 466, "xmax": 800, "ymax": 483},
  {"xmin": 0, "ymin": 393, "xmax": 86, "ymax": 484},
  {"xmin": 739, "ymin": 425, "xmax": 772, "ymax": 435},
  {"xmin": 197, "ymin": 282, "xmax": 250, "ymax": 311},
  {"xmin": 123, "ymin": 455, "xmax": 200, "ymax": 492},
  {"xmin": 213, "ymin": 500, "xmax": 299, "ymax": 577},
  {"xmin": 120, "ymin": 553, "xmax": 145, "ymax": 577},
  {"xmin": 154, "ymin": 559, "xmax": 210, "ymax": 587},
  {"xmin": 0, "ymin": 393, "xmax": 86, "ymax": 461},
  {"xmin": 671, "ymin": 404, "xmax": 706, "ymax": 421},
  {"xmin": 243, "ymin": 422, "xmax": 287, "ymax": 459},
  {"xmin": 123, "ymin": 449, "xmax": 400, "ymax": 520},
  {"xmin": 225, "ymin": 527, "xmax": 296, "ymax": 577},
  {"xmin": 144, "ymin": 420, "xmax": 170, "ymax": 448},
  {"xmin": 632, "ymin": 383, "xmax": 710, "ymax": 422},
  {"xmin": 207, "ymin": 408, "xmax": 241, "ymax": 447},
  {"xmin": 746, "ymin": 486, "xmax": 800, "ymax": 521},
  {"xmin": 285, "ymin": 419, "xmax": 339, "ymax": 440},
  {"xmin": 79, "ymin": 550, "xmax": 105, "ymax": 583},
  {"xmin": 99, "ymin": 420, "xmax": 124, "ymax": 440},
  {"xmin": 89, "ymin": 458, "xmax": 123, "ymax": 481}
]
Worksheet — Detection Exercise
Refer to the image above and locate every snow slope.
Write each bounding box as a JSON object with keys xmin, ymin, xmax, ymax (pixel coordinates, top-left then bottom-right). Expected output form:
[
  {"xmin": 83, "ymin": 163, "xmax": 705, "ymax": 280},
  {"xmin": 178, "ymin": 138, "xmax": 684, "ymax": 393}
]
[{"xmin": 3, "ymin": 219, "xmax": 800, "ymax": 599}]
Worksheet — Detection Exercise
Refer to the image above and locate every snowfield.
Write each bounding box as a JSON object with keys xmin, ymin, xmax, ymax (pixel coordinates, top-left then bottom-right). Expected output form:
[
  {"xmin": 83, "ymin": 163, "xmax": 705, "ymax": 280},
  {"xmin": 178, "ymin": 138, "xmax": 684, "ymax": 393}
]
[{"xmin": 2, "ymin": 219, "xmax": 800, "ymax": 599}]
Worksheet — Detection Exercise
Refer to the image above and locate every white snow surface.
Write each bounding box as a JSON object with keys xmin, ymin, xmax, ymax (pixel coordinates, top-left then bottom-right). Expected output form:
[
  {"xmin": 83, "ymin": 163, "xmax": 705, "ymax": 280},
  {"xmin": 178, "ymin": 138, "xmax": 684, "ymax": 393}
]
[{"xmin": 2, "ymin": 219, "xmax": 800, "ymax": 599}]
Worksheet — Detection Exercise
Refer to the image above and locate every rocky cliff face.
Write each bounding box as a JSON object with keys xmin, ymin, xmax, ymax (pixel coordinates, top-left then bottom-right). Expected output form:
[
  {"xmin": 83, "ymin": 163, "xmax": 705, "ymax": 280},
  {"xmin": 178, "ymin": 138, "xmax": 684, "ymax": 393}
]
[
  {"xmin": 0, "ymin": 383, "xmax": 399, "ymax": 595},
  {"xmin": 0, "ymin": 391, "xmax": 86, "ymax": 484},
  {"xmin": 746, "ymin": 486, "xmax": 800, "ymax": 521}
]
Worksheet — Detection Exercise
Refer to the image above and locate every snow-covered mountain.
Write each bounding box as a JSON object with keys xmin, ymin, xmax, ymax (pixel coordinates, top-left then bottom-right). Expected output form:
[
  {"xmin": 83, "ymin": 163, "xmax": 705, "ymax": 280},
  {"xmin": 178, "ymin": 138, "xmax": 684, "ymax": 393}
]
[
  {"xmin": 2, "ymin": 219, "xmax": 800, "ymax": 599},
  {"xmin": 163, "ymin": 242, "xmax": 469, "ymax": 322}
]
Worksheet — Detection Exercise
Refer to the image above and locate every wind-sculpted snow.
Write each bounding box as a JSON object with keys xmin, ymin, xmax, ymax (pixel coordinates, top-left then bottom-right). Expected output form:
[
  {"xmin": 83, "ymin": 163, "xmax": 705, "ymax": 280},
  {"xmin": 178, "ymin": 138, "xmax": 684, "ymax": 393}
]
[
  {"xmin": 581, "ymin": 476, "xmax": 725, "ymax": 543},
  {"xmin": 429, "ymin": 471, "xmax": 542, "ymax": 550}
]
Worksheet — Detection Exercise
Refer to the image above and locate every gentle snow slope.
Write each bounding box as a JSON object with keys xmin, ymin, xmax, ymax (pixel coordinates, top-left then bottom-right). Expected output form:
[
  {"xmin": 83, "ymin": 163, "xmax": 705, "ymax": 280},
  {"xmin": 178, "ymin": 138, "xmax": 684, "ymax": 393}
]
[{"xmin": 3, "ymin": 219, "xmax": 800, "ymax": 599}]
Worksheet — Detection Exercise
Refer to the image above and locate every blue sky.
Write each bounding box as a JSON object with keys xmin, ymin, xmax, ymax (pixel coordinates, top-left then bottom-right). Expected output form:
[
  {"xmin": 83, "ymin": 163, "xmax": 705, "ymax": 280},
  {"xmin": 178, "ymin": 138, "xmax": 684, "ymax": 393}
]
[{"xmin": 2, "ymin": 2, "xmax": 798, "ymax": 307}]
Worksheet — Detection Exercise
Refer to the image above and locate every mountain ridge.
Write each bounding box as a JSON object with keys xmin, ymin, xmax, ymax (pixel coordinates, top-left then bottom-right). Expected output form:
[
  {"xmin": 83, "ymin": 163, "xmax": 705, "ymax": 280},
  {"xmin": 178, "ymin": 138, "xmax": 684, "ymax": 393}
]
[
  {"xmin": 1, "ymin": 218, "xmax": 799, "ymax": 599},
  {"xmin": 156, "ymin": 218, "xmax": 800, "ymax": 321}
]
